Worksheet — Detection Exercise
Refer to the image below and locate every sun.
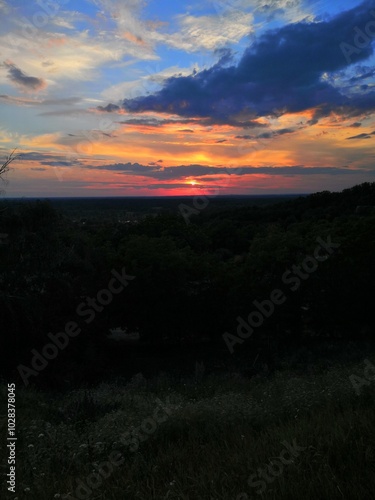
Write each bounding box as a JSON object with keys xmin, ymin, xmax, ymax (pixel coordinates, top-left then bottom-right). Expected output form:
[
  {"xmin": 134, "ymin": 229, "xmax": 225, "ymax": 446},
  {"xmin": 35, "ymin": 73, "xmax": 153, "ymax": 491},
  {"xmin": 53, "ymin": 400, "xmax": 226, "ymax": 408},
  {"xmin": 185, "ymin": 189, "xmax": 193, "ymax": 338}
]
[{"xmin": 189, "ymin": 180, "xmax": 197, "ymax": 186}]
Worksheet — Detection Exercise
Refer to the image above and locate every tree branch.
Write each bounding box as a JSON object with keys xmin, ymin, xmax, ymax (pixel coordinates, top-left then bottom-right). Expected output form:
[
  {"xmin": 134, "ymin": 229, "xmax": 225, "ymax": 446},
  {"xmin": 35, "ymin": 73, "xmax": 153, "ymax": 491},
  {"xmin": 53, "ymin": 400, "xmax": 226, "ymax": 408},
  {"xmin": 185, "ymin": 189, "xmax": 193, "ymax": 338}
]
[{"xmin": 0, "ymin": 149, "xmax": 18, "ymax": 180}]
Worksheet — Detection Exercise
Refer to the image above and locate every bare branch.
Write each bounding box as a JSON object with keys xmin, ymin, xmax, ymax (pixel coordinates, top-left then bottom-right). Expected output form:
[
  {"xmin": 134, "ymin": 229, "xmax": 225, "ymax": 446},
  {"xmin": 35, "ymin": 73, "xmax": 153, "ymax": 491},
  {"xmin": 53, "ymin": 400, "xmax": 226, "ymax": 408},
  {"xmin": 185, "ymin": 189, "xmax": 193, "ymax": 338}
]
[{"xmin": 0, "ymin": 149, "xmax": 18, "ymax": 180}]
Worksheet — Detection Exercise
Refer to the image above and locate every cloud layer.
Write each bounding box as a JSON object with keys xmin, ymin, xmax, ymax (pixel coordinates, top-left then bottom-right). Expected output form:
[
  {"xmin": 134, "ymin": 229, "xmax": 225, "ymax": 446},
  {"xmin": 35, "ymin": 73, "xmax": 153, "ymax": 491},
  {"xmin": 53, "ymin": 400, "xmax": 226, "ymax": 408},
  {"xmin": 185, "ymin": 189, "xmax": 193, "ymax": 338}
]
[
  {"xmin": 102, "ymin": 0, "xmax": 375, "ymax": 126},
  {"xmin": 81, "ymin": 161, "xmax": 375, "ymax": 180},
  {"xmin": 1, "ymin": 0, "xmax": 375, "ymax": 196}
]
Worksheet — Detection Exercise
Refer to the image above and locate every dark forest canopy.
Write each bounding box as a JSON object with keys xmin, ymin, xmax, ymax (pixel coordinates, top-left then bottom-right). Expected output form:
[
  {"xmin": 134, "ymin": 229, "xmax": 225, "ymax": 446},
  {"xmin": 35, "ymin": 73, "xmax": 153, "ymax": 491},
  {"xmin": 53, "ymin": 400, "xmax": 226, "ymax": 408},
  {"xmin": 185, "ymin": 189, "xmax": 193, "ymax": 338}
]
[{"xmin": 1, "ymin": 182, "xmax": 374, "ymax": 385}]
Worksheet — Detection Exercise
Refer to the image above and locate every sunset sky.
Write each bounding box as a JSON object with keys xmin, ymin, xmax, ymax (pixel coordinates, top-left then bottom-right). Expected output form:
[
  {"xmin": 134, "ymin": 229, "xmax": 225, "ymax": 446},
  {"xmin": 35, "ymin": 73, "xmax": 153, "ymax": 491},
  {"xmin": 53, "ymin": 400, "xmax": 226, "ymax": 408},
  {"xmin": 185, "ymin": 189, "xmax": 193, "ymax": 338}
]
[{"xmin": 1, "ymin": 0, "xmax": 375, "ymax": 196}]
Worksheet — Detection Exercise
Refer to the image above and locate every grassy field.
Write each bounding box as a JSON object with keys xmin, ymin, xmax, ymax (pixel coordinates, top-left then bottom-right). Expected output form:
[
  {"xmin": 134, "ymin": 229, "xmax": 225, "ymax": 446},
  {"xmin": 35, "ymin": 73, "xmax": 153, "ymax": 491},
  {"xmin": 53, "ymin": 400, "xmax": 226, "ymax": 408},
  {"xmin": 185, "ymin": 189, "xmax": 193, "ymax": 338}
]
[{"xmin": 2, "ymin": 358, "xmax": 375, "ymax": 500}]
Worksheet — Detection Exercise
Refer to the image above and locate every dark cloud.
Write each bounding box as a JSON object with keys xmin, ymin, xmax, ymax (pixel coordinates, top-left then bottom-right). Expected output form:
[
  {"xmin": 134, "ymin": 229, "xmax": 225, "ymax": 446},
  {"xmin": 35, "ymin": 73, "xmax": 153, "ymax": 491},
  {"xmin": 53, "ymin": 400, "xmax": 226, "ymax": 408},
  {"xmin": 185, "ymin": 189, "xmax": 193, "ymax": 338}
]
[
  {"xmin": 19, "ymin": 152, "xmax": 67, "ymax": 161},
  {"xmin": 350, "ymin": 122, "xmax": 362, "ymax": 127},
  {"xmin": 216, "ymin": 139, "xmax": 227, "ymax": 143},
  {"xmin": 257, "ymin": 132, "xmax": 275, "ymax": 139},
  {"xmin": 18, "ymin": 152, "xmax": 84, "ymax": 166},
  {"xmin": 3, "ymin": 61, "xmax": 46, "ymax": 91},
  {"xmin": 132, "ymin": 182, "xmax": 199, "ymax": 190},
  {"xmin": 307, "ymin": 98, "xmax": 375, "ymax": 125},
  {"xmin": 113, "ymin": 115, "xmax": 269, "ymax": 129},
  {"xmin": 347, "ymin": 131, "xmax": 375, "ymax": 139},
  {"xmin": 82, "ymin": 162, "xmax": 375, "ymax": 180},
  {"xmin": 116, "ymin": 117, "xmax": 200, "ymax": 127},
  {"xmin": 235, "ymin": 128, "xmax": 295, "ymax": 140},
  {"xmin": 85, "ymin": 162, "xmax": 158, "ymax": 174},
  {"xmin": 97, "ymin": 103, "xmax": 121, "ymax": 112},
  {"xmin": 257, "ymin": 128, "xmax": 296, "ymax": 139},
  {"xmin": 244, "ymin": 121, "xmax": 269, "ymax": 128},
  {"xmin": 40, "ymin": 161, "xmax": 73, "ymax": 167},
  {"xmin": 103, "ymin": 1, "xmax": 375, "ymax": 126},
  {"xmin": 10, "ymin": 151, "xmax": 375, "ymax": 179},
  {"xmin": 108, "ymin": 113, "xmax": 268, "ymax": 129},
  {"xmin": 178, "ymin": 129, "xmax": 194, "ymax": 133}
]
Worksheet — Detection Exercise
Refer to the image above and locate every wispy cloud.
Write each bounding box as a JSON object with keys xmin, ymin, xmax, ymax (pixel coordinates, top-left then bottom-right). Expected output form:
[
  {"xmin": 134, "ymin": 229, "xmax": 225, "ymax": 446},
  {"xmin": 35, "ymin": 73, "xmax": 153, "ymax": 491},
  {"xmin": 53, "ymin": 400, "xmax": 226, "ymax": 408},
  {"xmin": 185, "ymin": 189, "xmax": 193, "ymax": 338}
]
[
  {"xmin": 93, "ymin": 0, "xmax": 253, "ymax": 54},
  {"xmin": 0, "ymin": 94, "xmax": 82, "ymax": 106},
  {"xmin": 0, "ymin": 0, "xmax": 9, "ymax": 13},
  {"xmin": 163, "ymin": 11, "xmax": 254, "ymax": 52}
]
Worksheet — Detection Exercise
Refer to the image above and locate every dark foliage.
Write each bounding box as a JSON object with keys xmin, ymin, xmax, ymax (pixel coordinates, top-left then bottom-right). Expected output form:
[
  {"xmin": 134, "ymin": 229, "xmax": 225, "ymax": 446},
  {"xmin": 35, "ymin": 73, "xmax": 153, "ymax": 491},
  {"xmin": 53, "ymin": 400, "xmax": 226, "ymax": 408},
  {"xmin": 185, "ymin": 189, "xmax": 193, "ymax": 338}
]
[{"xmin": 1, "ymin": 182, "xmax": 375, "ymax": 385}]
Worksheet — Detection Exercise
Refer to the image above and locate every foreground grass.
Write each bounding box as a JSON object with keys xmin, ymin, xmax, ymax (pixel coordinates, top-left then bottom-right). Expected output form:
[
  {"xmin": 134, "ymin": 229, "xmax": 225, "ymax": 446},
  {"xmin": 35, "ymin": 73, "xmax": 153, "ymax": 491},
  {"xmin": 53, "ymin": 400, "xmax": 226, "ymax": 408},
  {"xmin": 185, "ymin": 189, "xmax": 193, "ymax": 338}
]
[{"xmin": 1, "ymin": 359, "xmax": 375, "ymax": 500}]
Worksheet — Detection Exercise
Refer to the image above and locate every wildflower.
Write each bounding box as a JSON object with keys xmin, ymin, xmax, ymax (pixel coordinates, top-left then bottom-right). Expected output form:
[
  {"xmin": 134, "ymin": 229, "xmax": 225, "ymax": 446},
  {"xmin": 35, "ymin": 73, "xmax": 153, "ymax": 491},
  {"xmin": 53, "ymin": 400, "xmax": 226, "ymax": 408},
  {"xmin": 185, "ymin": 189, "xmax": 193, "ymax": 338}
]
[
  {"xmin": 24, "ymin": 488, "xmax": 30, "ymax": 492},
  {"xmin": 38, "ymin": 433, "xmax": 44, "ymax": 438},
  {"xmin": 28, "ymin": 444, "xmax": 34, "ymax": 448}
]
